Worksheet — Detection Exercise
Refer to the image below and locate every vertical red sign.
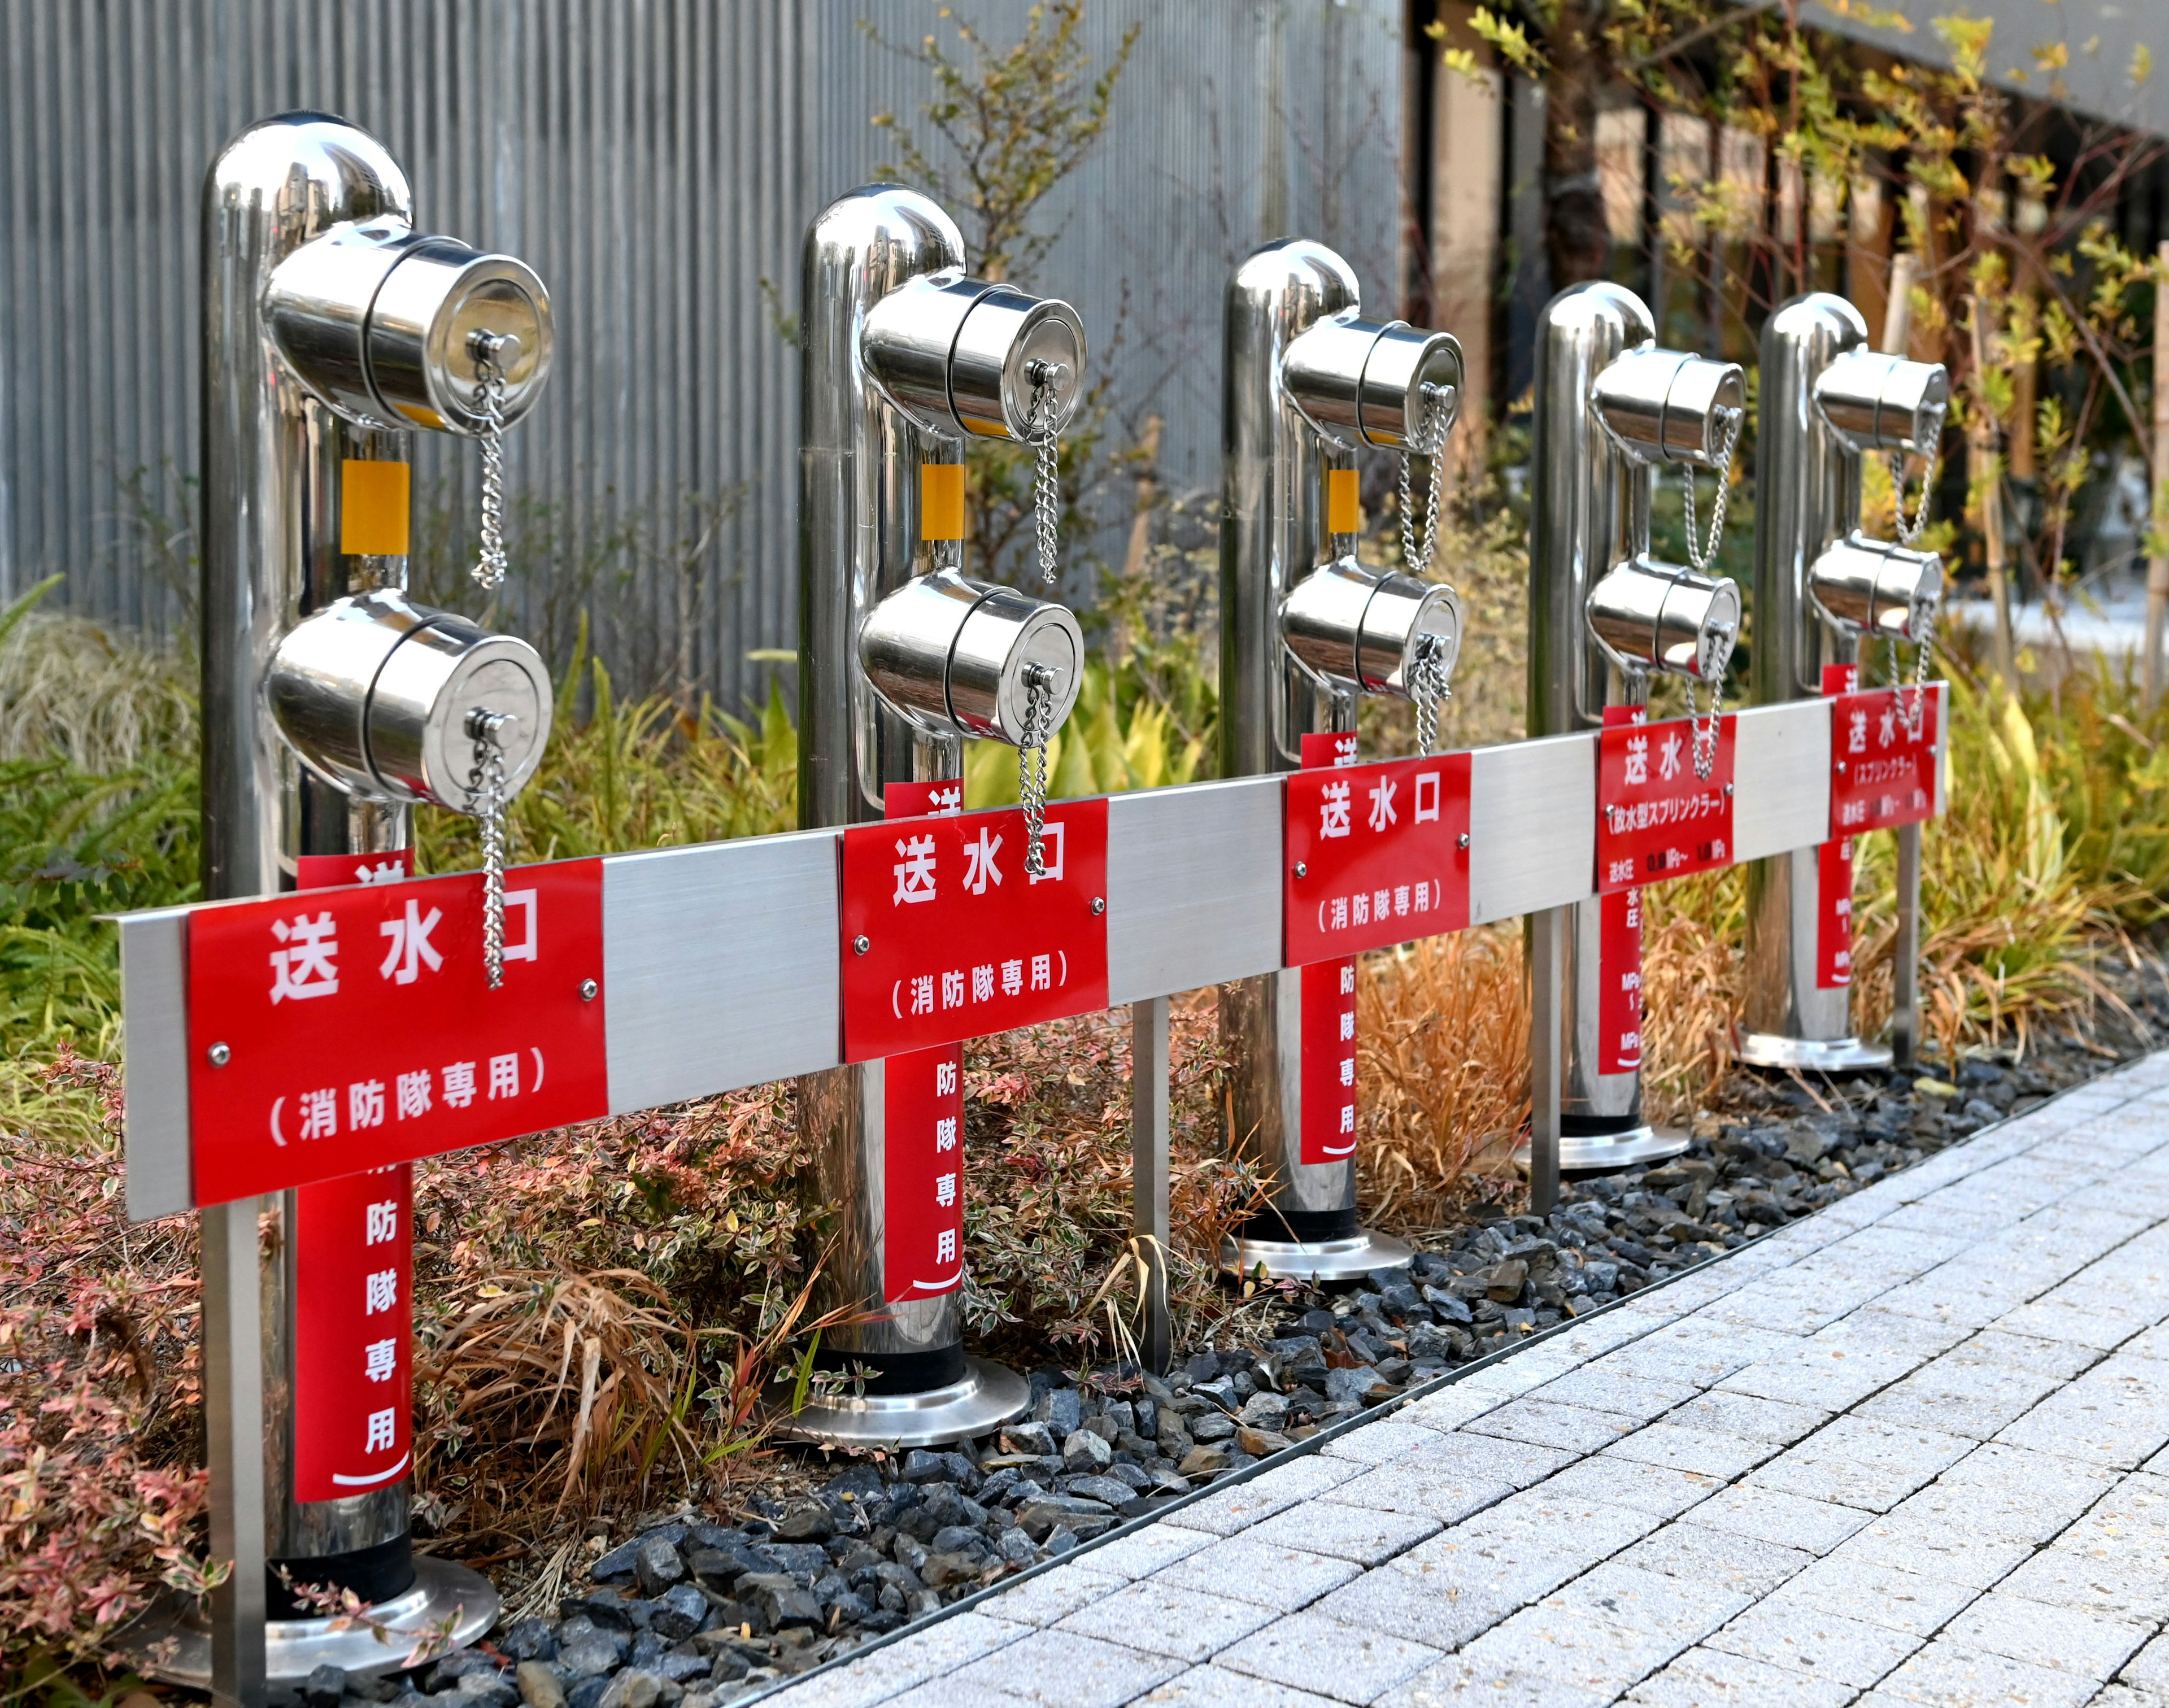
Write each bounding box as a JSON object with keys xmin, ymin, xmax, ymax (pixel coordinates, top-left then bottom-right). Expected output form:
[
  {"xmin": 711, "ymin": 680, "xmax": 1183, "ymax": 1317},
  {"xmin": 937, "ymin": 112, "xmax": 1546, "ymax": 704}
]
[
  {"xmin": 878, "ymin": 780, "xmax": 966, "ymax": 1302},
  {"xmin": 294, "ymin": 1163, "xmax": 413, "ymax": 1501},
  {"xmin": 1297, "ymin": 734, "xmax": 1361, "ymax": 1165},
  {"xmin": 1817, "ymin": 664, "xmax": 1860, "ymax": 990},
  {"xmin": 1830, "ymin": 679, "xmax": 1941, "ymax": 836},
  {"xmin": 1596, "ymin": 708, "xmax": 1645, "ymax": 1075}
]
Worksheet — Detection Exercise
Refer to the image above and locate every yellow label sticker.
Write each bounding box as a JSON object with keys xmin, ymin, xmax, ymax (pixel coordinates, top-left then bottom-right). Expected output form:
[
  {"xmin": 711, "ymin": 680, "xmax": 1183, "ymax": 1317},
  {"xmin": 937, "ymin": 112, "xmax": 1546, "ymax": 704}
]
[
  {"xmin": 1326, "ymin": 468, "xmax": 1361, "ymax": 537},
  {"xmin": 341, "ymin": 460, "xmax": 411, "ymax": 556},
  {"xmin": 921, "ymin": 463, "xmax": 967, "ymax": 542}
]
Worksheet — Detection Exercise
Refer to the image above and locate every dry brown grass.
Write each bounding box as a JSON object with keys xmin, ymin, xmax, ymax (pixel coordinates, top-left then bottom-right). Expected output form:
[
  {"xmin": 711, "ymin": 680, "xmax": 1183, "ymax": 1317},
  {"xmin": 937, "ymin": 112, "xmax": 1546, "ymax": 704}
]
[{"xmin": 1355, "ymin": 929, "xmax": 1529, "ymax": 1235}]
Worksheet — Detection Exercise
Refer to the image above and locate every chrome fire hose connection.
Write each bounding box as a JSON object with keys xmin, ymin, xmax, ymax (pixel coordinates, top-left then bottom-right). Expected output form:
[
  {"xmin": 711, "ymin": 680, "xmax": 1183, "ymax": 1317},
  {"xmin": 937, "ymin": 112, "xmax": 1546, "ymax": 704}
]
[
  {"xmin": 1217, "ymin": 238, "xmax": 1467, "ymax": 1283},
  {"xmin": 792, "ymin": 185, "xmax": 1088, "ymax": 1448},
  {"xmin": 1741, "ymin": 293, "xmax": 1948, "ymax": 1073},
  {"xmin": 1526, "ymin": 283, "xmax": 1745, "ymax": 1175},
  {"xmin": 127, "ymin": 113, "xmax": 557, "ymax": 1696}
]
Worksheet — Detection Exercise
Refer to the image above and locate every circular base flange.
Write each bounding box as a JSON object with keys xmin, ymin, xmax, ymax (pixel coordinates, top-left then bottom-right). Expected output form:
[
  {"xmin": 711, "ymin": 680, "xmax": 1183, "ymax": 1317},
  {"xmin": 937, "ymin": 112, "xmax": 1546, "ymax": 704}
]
[
  {"xmin": 773, "ymin": 1354, "xmax": 1029, "ymax": 1449},
  {"xmin": 1512, "ymin": 1124, "xmax": 1691, "ymax": 1175},
  {"xmin": 114, "ymin": 1553, "xmax": 499, "ymax": 1688},
  {"xmin": 1735, "ymin": 1028, "xmax": 1893, "ymax": 1074},
  {"xmin": 1219, "ymin": 1226, "xmax": 1414, "ymax": 1283}
]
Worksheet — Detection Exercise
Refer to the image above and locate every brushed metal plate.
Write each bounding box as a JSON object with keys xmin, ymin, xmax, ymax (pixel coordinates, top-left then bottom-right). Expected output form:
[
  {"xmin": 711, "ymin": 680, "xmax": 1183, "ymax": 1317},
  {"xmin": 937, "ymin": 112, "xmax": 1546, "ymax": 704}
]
[
  {"xmin": 1107, "ymin": 775, "xmax": 1282, "ymax": 1004},
  {"xmin": 1469, "ymin": 730, "xmax": 1596, "ymax": 925},
  {"xmin": 120, "ymin": 907, "xmax": 194, "ymax": 1222},
  {"xmin": 1733, "ymin": 698, "xmax": 1831, "ymax": 862},
  {"xmin": 602, "ymin": 828, "xmax": 843, "ymax": 1112}
]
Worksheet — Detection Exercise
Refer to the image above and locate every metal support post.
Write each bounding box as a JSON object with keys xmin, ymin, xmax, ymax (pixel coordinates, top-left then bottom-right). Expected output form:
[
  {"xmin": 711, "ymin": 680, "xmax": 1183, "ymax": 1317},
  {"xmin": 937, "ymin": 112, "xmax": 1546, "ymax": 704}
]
[
  {"xmin": 1522, "ymin": 282, "xmax": 1744, "ymax": 1174},
  {"xmin": 1526, "ymin": 910, "xmax": 1565, "ymax": 1216},
  {"xmin": 1892, "ymin": 823, "xmax": 1923, "ymax": 1068},
  {"xmin": 1217, "ymin": 237, "xmax": 1464, "ymax": 1281},
  {"xmin": 202, "ymin": 1199, "xmax": 268, "ymax": 1708},
  {"xmin": 790, "ymin": 185, "xmax": 1088, "ymax": 1446},
  {"xmin": 2147, "ymin": 239, "xmax": 2169, "ymax": 710},
  {"xmin": 1739, "ymin": 292, "xmax": 1946, "ymax": 1073},
  {"xmin": 127, "ymin": 109, "xmax": 555, "ymax": 1688},
  {"xmin": 1130, "ymin": 997, "xmax": 1173, "ymax": 1376}
]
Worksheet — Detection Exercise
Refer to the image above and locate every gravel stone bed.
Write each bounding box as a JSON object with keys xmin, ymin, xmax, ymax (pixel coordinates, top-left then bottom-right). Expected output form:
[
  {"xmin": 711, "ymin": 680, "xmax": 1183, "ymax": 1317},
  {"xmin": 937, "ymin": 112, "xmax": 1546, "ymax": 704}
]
[{"xmin": 330, "ymin": 966, "xmax": 2166, "ymax": 1707}]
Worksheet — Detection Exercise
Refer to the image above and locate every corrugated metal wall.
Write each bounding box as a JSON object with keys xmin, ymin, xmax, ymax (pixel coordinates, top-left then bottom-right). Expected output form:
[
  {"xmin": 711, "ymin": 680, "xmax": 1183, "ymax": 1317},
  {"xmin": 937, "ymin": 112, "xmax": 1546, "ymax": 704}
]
[{"xmin": 0, "ymin": 0, "xmax": 1405, "ymax": 707}]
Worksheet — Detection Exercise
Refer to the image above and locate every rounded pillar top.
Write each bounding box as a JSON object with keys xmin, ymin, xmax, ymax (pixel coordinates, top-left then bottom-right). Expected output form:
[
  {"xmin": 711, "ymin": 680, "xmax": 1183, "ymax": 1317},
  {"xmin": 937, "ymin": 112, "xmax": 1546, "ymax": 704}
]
[
  {"xmin": 805, "ymin": 184, "xmax": 968, "ymax": 307},
  {"xmin": 206, "ymin": 111, "xmax": 412, "ymax": 236}
]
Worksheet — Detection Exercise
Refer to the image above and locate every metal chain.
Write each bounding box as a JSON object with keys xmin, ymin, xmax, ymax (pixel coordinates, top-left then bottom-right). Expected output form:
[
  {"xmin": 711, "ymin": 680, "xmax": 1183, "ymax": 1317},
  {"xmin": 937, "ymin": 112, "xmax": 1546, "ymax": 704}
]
[
  {"xmin": 1017, "ymin": 665, "xmax": 1053, "ymax": 877},
  {"xmin": 1023, "ymin": 360, "xmax": 1066, "ymax": 588},
  {"xmin": 1889, "ymin": 441, "xmax": 1940, "ymax": 548},
  {"xmin": 1678, "ymin": 407, "xmax": 1744, "ymax": 574},
  {"xmin": 1891, "ymin": 602, "xmax": 1937, "ymax": 740},
  {"xmin": 1411, "ymin": 631, "xmax": 1452, "ymax": 755},
  {"xmin": 1687, "ymin": 671, "xmax": 1724, "ymax": 782},
  {"xmin": 468, "ymin": 333, "xmax": 512, "ymax": 592},
  {"xmin": 1397, "ymin": 382, "xmax": 1452, "ymax": 578},
  {"xmin": 467, "ymin": 709, "xmax": 511, "ymax": 989}
]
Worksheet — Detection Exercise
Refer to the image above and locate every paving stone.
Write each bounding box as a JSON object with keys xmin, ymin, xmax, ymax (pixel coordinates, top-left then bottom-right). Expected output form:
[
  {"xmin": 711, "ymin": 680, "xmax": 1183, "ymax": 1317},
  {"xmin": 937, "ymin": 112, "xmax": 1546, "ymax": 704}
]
[
  {"xmin": 1387, "ymin": 1495, "xmax": 1656, "ymax": 1609},
  {"xmin": 1149, "ymin": 1536, "xmax": 1363, "ymax": 1614},
  {"xmin": 1372, "ymin": 1655, "xmax": 1591, "ymax": 1708},
  {"xmin": 1308, "ymin": 1559, "xmax": 1528, "ymax": 1653},
  {"xmin": 1320, "ymin": 1418, "xmax": 1466, "ymax": 1467},
  {"xmin": 1994, "ymin": 1300, "xmax": 2149, "ymax": 1352},
  {"xmin": 1614, "ymin": 1518, "xmax": 1815, "ymax": 1599},
  {"xmin": 1603, "ymin": 1422, "xmax": 1785, "ymax": 1480},
  {"xmin": 1855, "ymin": 1352, "xmax": 2065, "ymax": 1439},
  {"xmin": 1449, "ymin": 1563, "xmax": 1752, "ymax": 1695},
  {"xmin": 1536, "ymin": 1456, "xmax": 1724, "ymax": 1519},
  {"xmin": 1247, "ymin": 1498, "xmax": 1440, "ymax": 1566},
  {"xmin": 1685, "ymin": 1486, "xmax": 1875, "ymax": 1554},
  {"xmin": 1392, "ymin": 1387, "xmax": 1506, "ymax": 1434},
  {"xmin": 2000, "ymin": 1541, "xmax": 2169, "ymax": 1624},
  {"xmin": 881, "ymin": 1680, "xmax": 1033, "ymax": 1708},
  {"xmin": 1948, "ymin": 1327, "xmax": 2103, "ymax": 1380},
  {"xmin": 1462, "ymin": 1396, "xmax": 1640, "ymax": 1454},
  {"xmin": 1055, "ymin": 1578, "xmax": 1279, "ymax": 1663},
  {"xmin": 949, "ymin": 1628, "xmax": 1184, "ymax": 1708},
  {"xmin": 781, "ymin": 1613, "xmax": 1031, "ymax": 1708},
  {"xmin": 1662, "ymin": 1390, "xmax": 1833, "ymax": 1445},
  {"xmin": 1620, "ymin": 1645, "xmax": 1859, "ymax": 1707},
  {"xmin": 1131, "ymin": 1665, "xmax": 1345, "ymax": 1708},
  {"xmin": 1320, "ymin": 1462, "xmax": 1517, "ymax": 1525},
  {"xmin": 1938, "ymin": 1590, "xmax": 2151, "ymax": 1680},
  {"xmin": 1774, "ymin": 1553, "xmax": 1984, "ymax": 1635},
  {"xmin": 1396, "ymin": 1430, "xmax": 1575, "ymax": 1489},
  {"xmin": 1715, "ymin": 1343, "xmax": 1923, "ymax": 1410},
  {"xmin": 1164, "ymin": 1456, "xmax": 1361, "ymax": 1537},
  {"xmin": 1896, "ymin": 1443, "xmax": 2123, "ymax": 1543},
  {"xmin": 1743, "ymin": 1416, "xmax": 1975, "ymax": 1513},
  {"xmin": 1867, "ymin": 1639, "xmax": 2097, "ymax": 1708},
  {"xmin": 1598, "ymin": 1324, "xmax": 1801, "ymax": 1389},
  {"xmin": 2120, "ymin": 1629, "xmax": 2169, "ymax": 1690},
  {"xmin": 1997, "ymin": 1362, "xmax": 2169, "ymax": 1469},
  {"xmin": 972, "ymin": 1565, "xmax": 1124, "ymax": 1628},
  {"xmin": 1703, "ymin": 1597, "xmax": 1926, "ymax": 1688},
  {"xmin": 1213, "ymin": 1612, "xmax": 1444, "ymax": 1705},
  {"xmin": 1078, "ymin": 1524, "xmax": 1216, "ymax": 1581},
  {"xmin": 1530, "ymin": 1367, "xmax": 1702, "ymax": 1423},
  {"xmin": 1826, "ymin": 1513, "xmax": 2036, "ymax": 1591}
]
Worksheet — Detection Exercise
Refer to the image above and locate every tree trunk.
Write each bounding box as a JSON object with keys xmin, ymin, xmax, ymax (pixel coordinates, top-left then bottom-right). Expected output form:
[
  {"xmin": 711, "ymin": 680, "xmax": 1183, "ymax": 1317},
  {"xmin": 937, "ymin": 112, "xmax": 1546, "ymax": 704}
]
[{"xmin": 1544, "ymin": 0, "xmax": 1611, "ymax": 289}]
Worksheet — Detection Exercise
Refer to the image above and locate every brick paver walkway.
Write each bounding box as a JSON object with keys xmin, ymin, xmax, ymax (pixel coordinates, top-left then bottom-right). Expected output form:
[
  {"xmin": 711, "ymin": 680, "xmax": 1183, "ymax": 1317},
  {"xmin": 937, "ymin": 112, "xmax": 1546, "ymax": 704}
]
[{"xmin": 774, "ymin": 1053, "xmax": 2169, "ymax": 1708}]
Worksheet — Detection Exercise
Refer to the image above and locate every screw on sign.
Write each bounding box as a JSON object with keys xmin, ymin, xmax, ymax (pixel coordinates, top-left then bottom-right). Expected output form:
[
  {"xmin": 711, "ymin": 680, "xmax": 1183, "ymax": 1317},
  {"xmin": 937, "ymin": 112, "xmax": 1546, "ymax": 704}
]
[
  {"xmin": 839, "ymin": 798, "xmax": 1109, "ymax": 1062},
  {"xmin": 1593, "ymin": 708, "xmax": 1738, "ymax": 895},
  {"xmin": 186, "ymin": 859, "xmax": 609, "ymax": 1204}
]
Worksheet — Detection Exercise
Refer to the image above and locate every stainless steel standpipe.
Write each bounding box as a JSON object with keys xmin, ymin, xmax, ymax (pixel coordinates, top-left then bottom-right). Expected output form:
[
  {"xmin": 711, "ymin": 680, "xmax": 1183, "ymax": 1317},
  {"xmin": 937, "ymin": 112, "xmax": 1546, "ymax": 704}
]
[
  {"xmin": 1527, "ymin": 282, "xmax": 1745, "ymax": 1174},
  {"xmin": 1217, "ymin": 238, "xmax": 1466, "ymax": 1282},
  {"xmin": 793, "ymin": 185, "xmax": 1086, "ymax": 1447},
  {"xmin": 1741, "ymin": 293, "xmax": 1946, "ymax": 1070},
  {"xmin": 177, "ymin": 112, "xmax": 552, "ymax": 1697}
]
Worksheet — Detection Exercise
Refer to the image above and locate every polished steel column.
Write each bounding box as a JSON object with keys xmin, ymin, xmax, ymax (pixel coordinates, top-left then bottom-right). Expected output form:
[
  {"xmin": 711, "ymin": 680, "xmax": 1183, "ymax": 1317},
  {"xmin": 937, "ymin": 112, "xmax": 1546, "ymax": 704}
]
[
  {"xmin": 1741, "ymin": 295, "xmax": 1881, "ymax": 1070},
  {"xmin": 1526, "ymin": 284, "xmax": 1665, "ymax": 1170}
]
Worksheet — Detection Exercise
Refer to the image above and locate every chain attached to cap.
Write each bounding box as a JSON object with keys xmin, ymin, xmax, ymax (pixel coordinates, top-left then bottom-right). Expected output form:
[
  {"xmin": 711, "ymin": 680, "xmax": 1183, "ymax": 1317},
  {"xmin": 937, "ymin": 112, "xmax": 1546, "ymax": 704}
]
[
  {"xmin": 1889, "ymin": 440, "xmax": 1940, "ymax": 548},
  {"xmin": 1891, "ymin": 604, "xmax": 1937, "ymax": 741},
  {"xmin": 1686, "ymin": 672, "xmax": 1724, "ymax": 782},
  {"xmin": 1022, "ymin": 360, "xmax": 1067, "ymax": 589},
  {"xmin": 1679, "ymin": 407, "xmax": 1744, "ymax": 575},
  {"xmin": 1411, "ymin": 631, "xmax": 1452, "ymax": 755},
  {"xmin": 468, "ymin": 332, "xmax": 512, "ymax": 593},
  {"xmin": 467, "ymin": 708, "xmax": 512, "ymax": 989},
  {"xmin": 1398, "ymin": 382, "xmax": 1453, "ymax": 579},
  {"xmin": 1017, "ymin": 663, "xmax": 1054, "ymax": 877}
]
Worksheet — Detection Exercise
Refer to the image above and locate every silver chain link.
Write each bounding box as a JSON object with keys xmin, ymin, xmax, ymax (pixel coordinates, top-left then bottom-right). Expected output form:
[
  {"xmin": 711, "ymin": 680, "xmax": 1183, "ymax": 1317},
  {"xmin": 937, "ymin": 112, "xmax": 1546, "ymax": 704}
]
[
  {"xmin": 1411, "ymin": 632, "xmax": 1452, "ymax": 755},
  {"xmin": 1397, "ymin": 382, "xmax": 1452, "ymax": 578},
  {"xmin": 1687, "ymin": 672, "xmax": 1724, "ymax": 782},
  {"xmin": 1022, "ymin": 361, "xmax": 1066, "ymax": 588},
  {"xmin": 467, "ymin": 709, "xmax": 511, "ymax": 989},
  {"xmin": 1891, "ymin": 603, "xmax": 1936, "ymax": 740},
  {"xmin": 468, "ymin": 333, "xmax": 512, "ymax": 593},
  {"xmin": 1017, "ymin": 664, "xmax": 1053, "ymax": 877},
  {"xmin": 1679, "ymin": 407, "xmax": 1744, "ymax": 574},
  {"xmin": 1889, "ymin": 441, "xmax": 1940, "ymax": 548}
]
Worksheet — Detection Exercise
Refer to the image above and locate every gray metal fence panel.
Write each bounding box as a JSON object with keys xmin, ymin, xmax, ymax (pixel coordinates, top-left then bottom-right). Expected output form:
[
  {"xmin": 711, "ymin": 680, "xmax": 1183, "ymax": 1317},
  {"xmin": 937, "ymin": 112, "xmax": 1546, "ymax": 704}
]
[{"xmin": 0, "ymin": 0, "xmax": 1403, "ymax": 709}]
